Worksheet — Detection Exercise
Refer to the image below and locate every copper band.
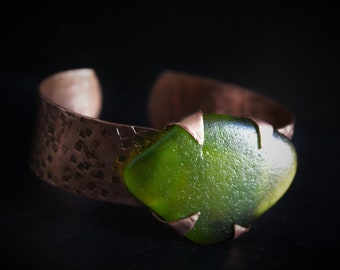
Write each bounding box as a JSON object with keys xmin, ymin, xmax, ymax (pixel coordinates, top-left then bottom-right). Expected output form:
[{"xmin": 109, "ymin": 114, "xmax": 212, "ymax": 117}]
[{"xmin": 30, "ymin": 69, "xmax": 294, "ymax": 206}]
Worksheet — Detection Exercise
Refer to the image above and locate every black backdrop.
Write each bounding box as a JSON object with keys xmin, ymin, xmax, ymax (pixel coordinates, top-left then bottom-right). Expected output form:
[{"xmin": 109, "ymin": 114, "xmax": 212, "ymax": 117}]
[{"xmin": 2, "ymin": 3, "xmax": 339, "ymax": 269}]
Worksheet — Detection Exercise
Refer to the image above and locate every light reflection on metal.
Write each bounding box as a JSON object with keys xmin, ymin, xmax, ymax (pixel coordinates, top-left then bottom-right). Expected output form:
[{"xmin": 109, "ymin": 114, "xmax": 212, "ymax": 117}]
[
  {"xmin": 173, "ymin": 110, "xmax": 204, "ymax": 145},
  {"xmin": 247, "ymin": 117, "xmax": 274, "ymax": 149},
  {"xmin": 233, "ymin": 224, "xmax": 251, "ymax": 239},
  {"xmin": 152, "ymin": 211, "xmax": 201, "ymax": 236}
]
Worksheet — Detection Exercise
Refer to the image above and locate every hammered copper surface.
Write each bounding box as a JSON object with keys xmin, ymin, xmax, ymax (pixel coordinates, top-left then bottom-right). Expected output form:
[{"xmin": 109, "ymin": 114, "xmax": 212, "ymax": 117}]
[
  {"xmin": 30, "ymin": 70, "xmax": 158, "ymax": 206},
  {"xmin": 30, "ymin": 68, "xmax": 295, "ymax": 207}
]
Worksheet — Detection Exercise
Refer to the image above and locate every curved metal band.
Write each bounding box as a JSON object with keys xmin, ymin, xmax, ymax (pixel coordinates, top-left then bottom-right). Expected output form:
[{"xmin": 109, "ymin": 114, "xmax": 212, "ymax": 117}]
[{"xmin": 30, "ymin": 69, "xmax": 294, "ymax": 206}]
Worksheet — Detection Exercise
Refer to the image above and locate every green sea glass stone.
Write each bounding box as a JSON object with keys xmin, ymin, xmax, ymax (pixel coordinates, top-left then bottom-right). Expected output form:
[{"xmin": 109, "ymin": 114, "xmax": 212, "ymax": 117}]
[{"xmin": 124, "ymin": 114, "xmax": 297, "ymax": 244}]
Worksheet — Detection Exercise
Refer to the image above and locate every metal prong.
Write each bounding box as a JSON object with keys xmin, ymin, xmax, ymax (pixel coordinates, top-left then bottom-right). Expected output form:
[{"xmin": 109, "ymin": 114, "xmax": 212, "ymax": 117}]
[
  {"xmin": 247, "ymin": 117, "xmax": 274, "ymax": 149},
  {"xmin": 278, "ymin": 123, "xmax": 294, "ymax": 139},
  {"xmin": 174, "ymin": 111, "xmax": 204, "ymax": 145},
  {"xmin": 233, "ymin": 224, "xmax": 251, "ymax": 239},
  {"xmin": 152, "ymin": 212, "xmax": 201, "ymax": 236}
]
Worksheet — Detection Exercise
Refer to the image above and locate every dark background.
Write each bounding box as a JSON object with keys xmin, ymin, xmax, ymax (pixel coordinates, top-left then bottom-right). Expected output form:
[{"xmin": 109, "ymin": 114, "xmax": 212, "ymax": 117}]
[{"xmin": 2, "ymin": 3, "xmax": 339, "ymax": 269}]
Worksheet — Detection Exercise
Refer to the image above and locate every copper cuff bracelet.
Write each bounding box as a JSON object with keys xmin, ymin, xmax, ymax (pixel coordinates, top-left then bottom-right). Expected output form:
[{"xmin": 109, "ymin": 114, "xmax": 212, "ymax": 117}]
[{"xmin": 30, "ymin": 69, "xmax": 296, "ymax": 244}]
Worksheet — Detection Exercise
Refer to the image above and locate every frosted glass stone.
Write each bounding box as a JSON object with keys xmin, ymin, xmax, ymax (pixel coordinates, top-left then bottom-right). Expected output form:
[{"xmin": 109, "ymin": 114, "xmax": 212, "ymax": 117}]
[{"xmin": 124, "ymin": 114, "xmax": 297, "ymax": 244}]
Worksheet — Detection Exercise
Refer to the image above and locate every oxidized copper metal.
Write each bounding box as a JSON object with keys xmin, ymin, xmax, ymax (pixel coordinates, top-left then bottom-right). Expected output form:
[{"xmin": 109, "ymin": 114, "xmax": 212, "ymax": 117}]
[{"xmin": 30, "ymin": 68, "xmax": 295, "ymax": 238}]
